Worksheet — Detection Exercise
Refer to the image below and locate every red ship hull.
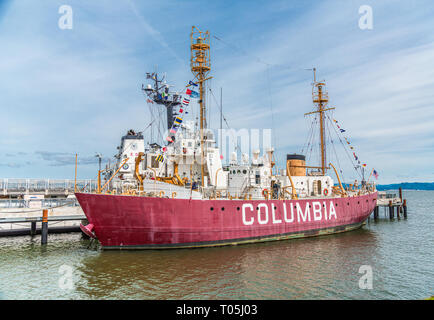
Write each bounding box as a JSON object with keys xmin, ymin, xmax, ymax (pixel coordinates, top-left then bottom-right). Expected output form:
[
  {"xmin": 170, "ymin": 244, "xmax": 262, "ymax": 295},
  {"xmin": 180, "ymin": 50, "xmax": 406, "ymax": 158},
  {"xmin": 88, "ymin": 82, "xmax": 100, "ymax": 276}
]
[{"xmin": 75, "ymin": 192, "xmax": 377, "ymax": 249}]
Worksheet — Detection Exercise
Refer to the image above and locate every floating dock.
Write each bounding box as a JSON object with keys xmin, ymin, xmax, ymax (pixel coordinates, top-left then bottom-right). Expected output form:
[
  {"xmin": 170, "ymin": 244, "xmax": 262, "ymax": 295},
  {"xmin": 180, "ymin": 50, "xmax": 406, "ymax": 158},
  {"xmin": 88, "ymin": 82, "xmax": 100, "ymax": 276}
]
[{"xmin": 0, "ymin": 198, "xmax": 86, "ymax": 241}]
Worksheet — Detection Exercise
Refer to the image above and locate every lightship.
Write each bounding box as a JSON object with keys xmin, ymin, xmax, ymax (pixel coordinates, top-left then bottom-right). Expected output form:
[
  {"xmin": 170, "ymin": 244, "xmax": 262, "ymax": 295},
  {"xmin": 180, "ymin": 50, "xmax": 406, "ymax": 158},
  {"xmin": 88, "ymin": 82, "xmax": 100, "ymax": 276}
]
[{"xmin": 76, "ymin": 26, "xmax": 377, "ymax": 249}]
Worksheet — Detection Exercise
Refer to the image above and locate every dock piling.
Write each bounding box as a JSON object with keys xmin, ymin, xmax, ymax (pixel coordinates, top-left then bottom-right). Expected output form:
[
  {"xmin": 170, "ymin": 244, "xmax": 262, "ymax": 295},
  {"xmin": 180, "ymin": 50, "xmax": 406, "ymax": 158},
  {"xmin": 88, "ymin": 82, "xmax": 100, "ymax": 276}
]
[
  {"xmin": 388, "ymin": 201, "xmax": 394, "ymax": 220},
  {"xmin": 403, "ymin": 199, "xmax": 408, "ymax": 219},
  {"xmin": 373, "ymin": 206, "xmax": 379, "ymax": 220},
  {"xmin": 30, "ymin": 221, "xmax": 37, "ymax": 236},
  {"xmin": 41, "ymin": 209, "xmax": 48, "ymax": 245}
]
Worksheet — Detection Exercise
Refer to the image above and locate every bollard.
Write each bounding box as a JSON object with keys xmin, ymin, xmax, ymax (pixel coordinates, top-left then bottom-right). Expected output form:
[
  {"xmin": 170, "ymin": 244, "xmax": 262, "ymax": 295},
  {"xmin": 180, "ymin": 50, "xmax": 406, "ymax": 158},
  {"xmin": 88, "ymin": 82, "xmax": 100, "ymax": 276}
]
[
  {"xmin": 41, "ymin": 209, "xmax": 48, "ymax": 245},
  {"xmin": 30, "ymin": 221, "xmax": 37, "ymax": 236},
  {"xmin": 403, "ymin": 199, "xmax": 408, "ymax": 219}
]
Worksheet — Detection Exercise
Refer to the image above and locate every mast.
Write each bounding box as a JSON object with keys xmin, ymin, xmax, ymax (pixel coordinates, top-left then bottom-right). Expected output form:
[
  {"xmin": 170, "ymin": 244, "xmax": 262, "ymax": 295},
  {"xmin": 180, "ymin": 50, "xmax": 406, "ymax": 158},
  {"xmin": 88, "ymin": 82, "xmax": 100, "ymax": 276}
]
[
  {"xmin": 304, "ymin": 68, "xmax": 335, "ymax": 175},
  {"xmin": 190, "ymin": 26, "xmax": 211, "ymax": 187},
  {"xmin": 142, "ymin": 72, "xmax": 181, "ymax": 131}
]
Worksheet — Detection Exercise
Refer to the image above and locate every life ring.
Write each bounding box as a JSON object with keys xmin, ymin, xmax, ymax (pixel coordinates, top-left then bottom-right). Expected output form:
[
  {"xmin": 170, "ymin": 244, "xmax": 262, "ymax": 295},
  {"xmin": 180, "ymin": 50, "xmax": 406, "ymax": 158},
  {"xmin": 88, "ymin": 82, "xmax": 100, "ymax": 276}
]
[
  {"xmin": 122, "ymin": 163, "xmax": 129, "ymax": 170},
  {"xmin": 262, "ymin": 188, "xmax": 270, "ymax": 200},
  {"xmin": 323, "ymin": 188, "xmax": 329, "ymax": 196}
]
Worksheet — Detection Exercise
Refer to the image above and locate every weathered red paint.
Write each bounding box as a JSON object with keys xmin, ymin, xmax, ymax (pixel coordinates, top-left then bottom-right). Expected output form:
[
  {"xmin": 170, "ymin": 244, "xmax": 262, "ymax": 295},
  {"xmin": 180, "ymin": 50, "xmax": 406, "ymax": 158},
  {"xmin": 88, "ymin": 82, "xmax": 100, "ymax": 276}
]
[{"xmin": 75, "ymin": 192, "xmax": 377, "ymax": 249}]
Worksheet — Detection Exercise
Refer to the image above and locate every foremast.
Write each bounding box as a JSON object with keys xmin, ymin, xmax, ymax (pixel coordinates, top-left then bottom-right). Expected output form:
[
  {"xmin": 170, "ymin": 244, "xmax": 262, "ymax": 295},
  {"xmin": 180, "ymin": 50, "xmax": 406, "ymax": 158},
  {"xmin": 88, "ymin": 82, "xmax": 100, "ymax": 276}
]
[{"xmin": 190, "ymin": 26, "xmax": 212, "ymax": 187}]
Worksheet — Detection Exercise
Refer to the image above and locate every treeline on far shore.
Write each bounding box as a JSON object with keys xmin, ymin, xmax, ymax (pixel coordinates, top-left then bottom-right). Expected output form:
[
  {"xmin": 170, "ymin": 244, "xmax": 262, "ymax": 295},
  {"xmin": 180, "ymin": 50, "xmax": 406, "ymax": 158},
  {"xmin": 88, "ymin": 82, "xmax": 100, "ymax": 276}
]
[{"xmin": 376, "ymin": 182, "xmax": 434, "ymax": 191}]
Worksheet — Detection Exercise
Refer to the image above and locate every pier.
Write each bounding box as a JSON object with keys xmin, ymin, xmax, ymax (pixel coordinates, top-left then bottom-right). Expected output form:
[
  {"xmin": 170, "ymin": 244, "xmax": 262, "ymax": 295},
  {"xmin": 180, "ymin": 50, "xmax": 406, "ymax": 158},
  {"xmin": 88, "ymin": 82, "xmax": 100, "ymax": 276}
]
[
  {"xmin": 0, "ymin": 197, "xmax": 86, "ymax": 242},
  {"xmin": 371, "ymin": 188, "xmax": 408, "ymax": 220},
  {"xmin": 0, "ymin": 178, "xmax": 98, "ymax": 198}
]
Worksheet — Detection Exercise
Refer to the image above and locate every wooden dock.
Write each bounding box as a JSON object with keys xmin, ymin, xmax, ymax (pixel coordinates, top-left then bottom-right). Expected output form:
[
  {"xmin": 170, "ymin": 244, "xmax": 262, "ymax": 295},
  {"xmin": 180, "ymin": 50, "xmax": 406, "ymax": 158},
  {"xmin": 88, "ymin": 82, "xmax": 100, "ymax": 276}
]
[
  {"xmin": 371, "ymin": 188, "xmax": 408, "ymax": 220},
  {"xmin": 0, "ymin": 204, "xmax": 87, "ymax": 241}
]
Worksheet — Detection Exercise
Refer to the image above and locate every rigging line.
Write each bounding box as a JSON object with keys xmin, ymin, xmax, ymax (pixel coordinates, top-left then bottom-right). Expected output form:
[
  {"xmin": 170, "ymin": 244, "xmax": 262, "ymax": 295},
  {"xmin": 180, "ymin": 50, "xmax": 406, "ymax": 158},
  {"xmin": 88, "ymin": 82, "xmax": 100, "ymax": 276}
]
[
  {"xmin": 306, "ymin": 117, "xmax": 315, "ymax": 165},
  {"xmin": 212, "ymin": 34, "xmax": 307, "ymax": 73},
  {"xmin": 326, "ymin": 114, "xmax": 362, "ymax": 180},
  {"xmin": 306, "ymin": 115, "xmax": 318, "ymax": 165},
  {"xmin": 327, "ymin": 114, "xmax": 356, "ymax": 177},
  {"xmin": 208, "ymin": 87, "xmax": 238, "ymax": 153},
  {"xmin": 326, "ymin": 115, "xmax": 346, "ymax": 184},
  {"xmin": 212, "ymin": 35, "xmax": 271, "ymax": 67},
  {"xmin": 301, "ymin": 114, "xmax": 317, "ymax": 154},
  {"xmin": 209, "ymin": 88, "xmax": 231, "ymax": 129},
  {"xmin": 266, "ymin": 66, "xmax": 277, "ymax": 152}
]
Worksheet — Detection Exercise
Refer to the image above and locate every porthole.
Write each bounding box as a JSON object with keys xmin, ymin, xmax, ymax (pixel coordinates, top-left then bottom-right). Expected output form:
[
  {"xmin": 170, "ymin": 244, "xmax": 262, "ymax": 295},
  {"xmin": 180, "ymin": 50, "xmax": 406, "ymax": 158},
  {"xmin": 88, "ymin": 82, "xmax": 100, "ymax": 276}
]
[
  {"xmin": 221, "ymin": 207, "xmax": 225, "ymax": 211},
  {"xmin": 237, "ymin": 207, "xmax": 240, "ymax": 211},
  {"xmin": 210, "ymin": 207, "xmax": 214, "ymax": 211}
]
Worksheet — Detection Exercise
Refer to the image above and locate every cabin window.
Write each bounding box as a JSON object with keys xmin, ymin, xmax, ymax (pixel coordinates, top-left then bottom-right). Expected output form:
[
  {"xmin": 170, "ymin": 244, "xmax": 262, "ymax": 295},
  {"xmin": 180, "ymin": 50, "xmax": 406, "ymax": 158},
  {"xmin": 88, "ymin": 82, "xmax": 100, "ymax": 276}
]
[
  {"xmin": 242, "ymin": 170, "xmax": 247, "ymax": 174},
  {"xmin": 255, "ymin": 171, "xmax": 260, "ymax": 184}
]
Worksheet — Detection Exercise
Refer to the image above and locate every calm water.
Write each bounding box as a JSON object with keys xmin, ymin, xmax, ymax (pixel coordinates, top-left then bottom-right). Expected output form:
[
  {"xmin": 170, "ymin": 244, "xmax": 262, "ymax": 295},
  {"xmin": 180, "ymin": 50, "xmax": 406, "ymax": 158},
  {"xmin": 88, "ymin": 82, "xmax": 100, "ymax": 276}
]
[{"xmin": 0, "ymin": 190, "xmax": 433, "ymax": 300}]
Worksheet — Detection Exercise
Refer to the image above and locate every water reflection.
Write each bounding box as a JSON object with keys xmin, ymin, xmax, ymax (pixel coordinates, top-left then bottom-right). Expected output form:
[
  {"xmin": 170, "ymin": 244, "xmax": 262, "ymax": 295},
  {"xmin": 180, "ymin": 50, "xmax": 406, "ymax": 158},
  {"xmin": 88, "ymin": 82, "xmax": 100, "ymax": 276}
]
[
  {"xmin": 76, "ymin": 228, "xmax": 380, "ymax": 299},
  {"xmin": 3, "ymin": 190, "xmax": 434, "ymax": 299}
]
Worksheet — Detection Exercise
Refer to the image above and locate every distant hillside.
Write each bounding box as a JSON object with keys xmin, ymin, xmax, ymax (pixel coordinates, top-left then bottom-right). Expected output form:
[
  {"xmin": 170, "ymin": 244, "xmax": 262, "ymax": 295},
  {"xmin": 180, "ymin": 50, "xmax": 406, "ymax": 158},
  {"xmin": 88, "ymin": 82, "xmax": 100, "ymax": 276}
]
[{"xmin": 376, "ymin": 182, "xmax": 434, "ymax": 191}]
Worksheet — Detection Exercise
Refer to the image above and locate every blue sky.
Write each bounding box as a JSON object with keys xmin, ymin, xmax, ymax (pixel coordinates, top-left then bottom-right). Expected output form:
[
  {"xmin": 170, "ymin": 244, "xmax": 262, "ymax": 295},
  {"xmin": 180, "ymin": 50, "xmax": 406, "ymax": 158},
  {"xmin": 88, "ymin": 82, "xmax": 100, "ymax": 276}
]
[{"xmin": 1, "ymin": 0, "xmax": 434, "ymax": 184}]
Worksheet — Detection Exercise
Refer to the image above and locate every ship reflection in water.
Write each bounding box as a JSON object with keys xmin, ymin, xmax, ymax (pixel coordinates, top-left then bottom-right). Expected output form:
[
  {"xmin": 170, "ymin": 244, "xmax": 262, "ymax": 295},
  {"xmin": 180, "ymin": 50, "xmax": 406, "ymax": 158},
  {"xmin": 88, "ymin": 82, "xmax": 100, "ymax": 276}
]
[{"xmin": 75, "ymin": 228, "xmax": 381, "ymax": 299}]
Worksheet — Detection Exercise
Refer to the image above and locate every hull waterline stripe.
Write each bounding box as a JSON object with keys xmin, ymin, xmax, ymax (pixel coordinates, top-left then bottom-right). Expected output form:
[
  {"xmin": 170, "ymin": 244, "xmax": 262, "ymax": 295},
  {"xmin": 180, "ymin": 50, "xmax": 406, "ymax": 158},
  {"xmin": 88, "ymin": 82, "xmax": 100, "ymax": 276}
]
[{"xmin": 101, "ymin": 220, "xmax": 366, "ymax": 250}]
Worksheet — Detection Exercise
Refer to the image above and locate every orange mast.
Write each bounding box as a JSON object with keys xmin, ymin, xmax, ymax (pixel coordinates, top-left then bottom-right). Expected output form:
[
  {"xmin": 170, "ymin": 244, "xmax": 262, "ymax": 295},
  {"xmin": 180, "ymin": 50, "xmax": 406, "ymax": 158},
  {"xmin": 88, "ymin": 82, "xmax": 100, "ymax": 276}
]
[
  {"xmin": 190, "ymin": 26, "xmax": 212, "ymax": 187},
  {"xmin": 304, "ymin": 68, "xmax": 335, "ymax": 175}
]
